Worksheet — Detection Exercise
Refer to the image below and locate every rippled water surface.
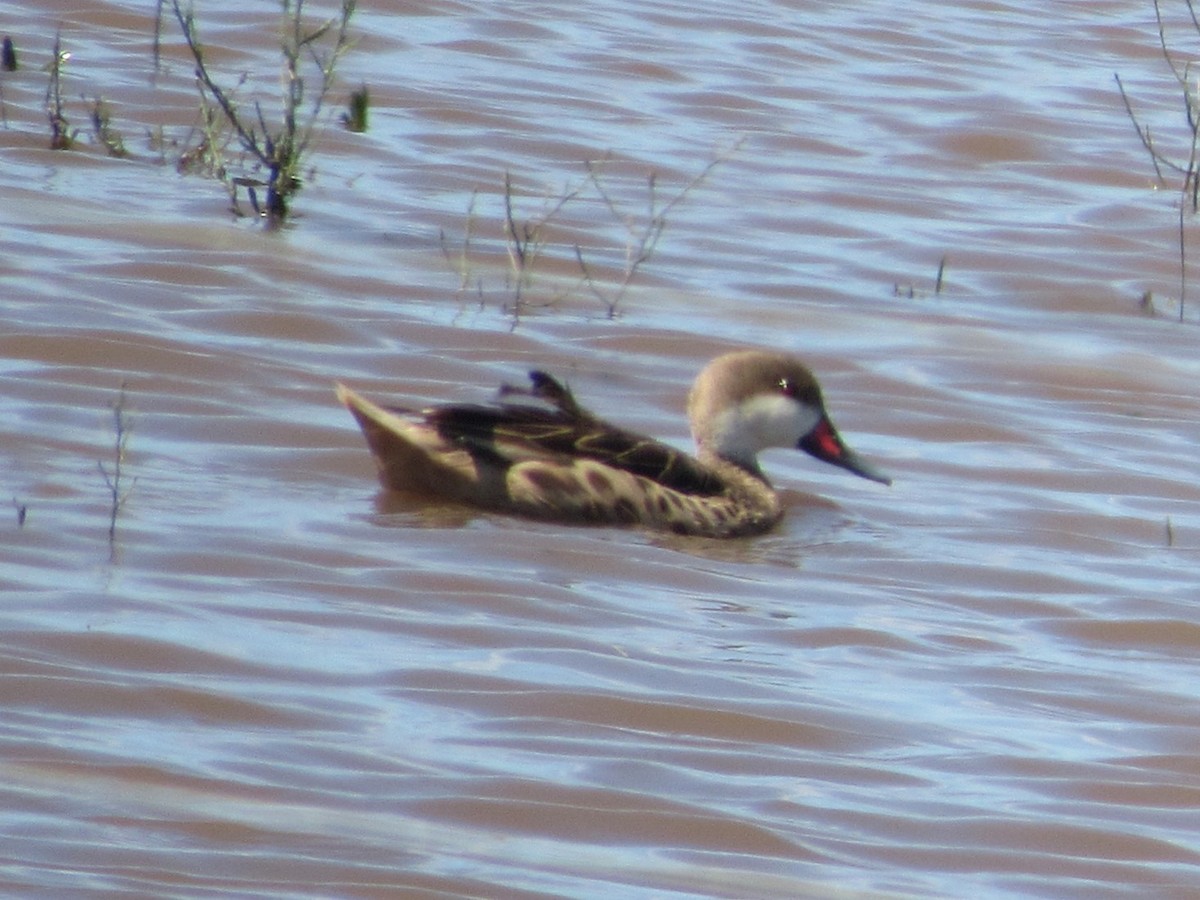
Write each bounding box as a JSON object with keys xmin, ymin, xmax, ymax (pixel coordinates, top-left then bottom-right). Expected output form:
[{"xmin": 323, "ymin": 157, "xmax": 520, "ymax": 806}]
[{"xmin": 3, "ymin": 0, "xmax": 1200, "ymax": 896}]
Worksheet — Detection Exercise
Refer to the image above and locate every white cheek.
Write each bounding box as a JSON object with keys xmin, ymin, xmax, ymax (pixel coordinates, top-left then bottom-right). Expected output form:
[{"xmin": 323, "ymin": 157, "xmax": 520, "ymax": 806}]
[
  {"xmin": 709, "ymin": 394, "xmax": 820, "ymax": 460},
  {"xmin": 739, "ymin": 393, "xmax": 821, "ymax": 447}
]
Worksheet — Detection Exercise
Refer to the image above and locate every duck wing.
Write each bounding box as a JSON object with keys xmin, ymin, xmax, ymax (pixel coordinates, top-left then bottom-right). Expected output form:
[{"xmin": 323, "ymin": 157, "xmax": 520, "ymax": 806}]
[{"xmin": 427, "ymin": 371, "xmax": 726, "ymax": 495}]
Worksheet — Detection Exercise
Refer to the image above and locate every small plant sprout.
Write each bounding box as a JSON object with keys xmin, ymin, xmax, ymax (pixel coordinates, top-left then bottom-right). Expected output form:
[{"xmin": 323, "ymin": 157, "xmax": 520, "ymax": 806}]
[
  {"xmin": 98, "ymin": 383, "xmax": 137, "ymax": 551},
  {"xmin": 342, "ymin": 83, "xmax": 368, "ymax": 132},
  {"xmin": 89, "ymin": 97, "xmax": 128, "ymax": 158},
  {"xmin": 894, "ymin": 256, "xmax": 948, "ymax": 299}
]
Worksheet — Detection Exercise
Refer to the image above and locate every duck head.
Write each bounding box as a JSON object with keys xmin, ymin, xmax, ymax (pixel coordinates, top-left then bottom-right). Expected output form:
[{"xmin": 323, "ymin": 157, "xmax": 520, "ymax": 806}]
[{"xmin": 688, "ymin": 350, "xmax": 891, "ymax": 485}]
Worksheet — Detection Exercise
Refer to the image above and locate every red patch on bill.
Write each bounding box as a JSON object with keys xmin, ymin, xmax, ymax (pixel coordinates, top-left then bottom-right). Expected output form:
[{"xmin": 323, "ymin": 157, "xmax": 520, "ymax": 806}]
[{"xmin": 813, "ymin": 418, "xmax": 842, "ymax": 459}]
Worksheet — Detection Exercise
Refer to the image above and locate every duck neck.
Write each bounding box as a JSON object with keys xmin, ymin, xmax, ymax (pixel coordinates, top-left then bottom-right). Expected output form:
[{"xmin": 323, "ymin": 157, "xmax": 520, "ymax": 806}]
[{"xmin": 698, "ymin": 446, "xmax": 771, "ymax": 486}]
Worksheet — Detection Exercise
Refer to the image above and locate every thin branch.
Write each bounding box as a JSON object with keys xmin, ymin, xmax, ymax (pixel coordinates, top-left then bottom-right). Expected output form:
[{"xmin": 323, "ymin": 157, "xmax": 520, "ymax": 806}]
[
  {"xmin": 1178, "ymin": 184, "xmax": 1187, "ymax": 320},
  {"xmin": 301, "ymin": 0, "xmax": 358, "ymax": 151},
  {"xmin": 581, "ymin": 139, "xmax": 743, "ymax": 314},
  {"xmin": 1153, "ymin": 0, "xmax": 1189, "ymax": 87},
  {"xmin": 501, "ymin": 171, "xmax": 584, "ymax": 309},
  {"xmin": 574, "ymin": 243, "xmax": 615, "ymax": 317},
  {"xmin": 172, "ymin": 2, "xmax": 270, "ymax": 168}
]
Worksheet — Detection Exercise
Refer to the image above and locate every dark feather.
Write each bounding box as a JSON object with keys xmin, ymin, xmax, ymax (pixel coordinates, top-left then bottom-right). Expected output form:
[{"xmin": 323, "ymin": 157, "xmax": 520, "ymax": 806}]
[{"xmin": 426, "ymin": 373, "xmax": 726, "ymax": 495}]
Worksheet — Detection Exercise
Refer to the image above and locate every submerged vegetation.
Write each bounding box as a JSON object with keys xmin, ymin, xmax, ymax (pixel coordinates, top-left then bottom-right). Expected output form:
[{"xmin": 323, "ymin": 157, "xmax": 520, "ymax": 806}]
[
  {"xmin": 5, "ymin": 2, "xmax": 361, "ymax": 223},
  {"xmin": 1115, "ymin": 0, "xmax": 1200, "ymax": 322},
  {"xmin": 5, "ymin": 6, "xmax": 718, "ymax": 315},
  {"xmin": 167, "ymin": 0, "xmax": 358, "ymax": 222},
  {"xmin": 441, "ymin": 145, "xmax": 741, "ymax": 323}
]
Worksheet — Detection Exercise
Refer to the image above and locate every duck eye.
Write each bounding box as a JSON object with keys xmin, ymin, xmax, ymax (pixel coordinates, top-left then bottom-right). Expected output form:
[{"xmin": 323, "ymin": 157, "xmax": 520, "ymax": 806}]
[{"xmin": 777, "ymin": 377, "xmax": 791, "ymax": 395}]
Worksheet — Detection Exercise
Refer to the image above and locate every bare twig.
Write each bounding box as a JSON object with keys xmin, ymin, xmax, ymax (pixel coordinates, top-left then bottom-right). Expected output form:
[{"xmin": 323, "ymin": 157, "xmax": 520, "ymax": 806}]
[
  {"xmin": 98, "ymin": 383, "xmax": 136, "ymax": 551},
  {"xmin": 153, "ymin": 0, "xmax": 165, "ymax": 71},
  {"xmin": 1178, "ymin": 175, "xmax": 1189, "ymax": 321},
  {"xmin": 1114, "ymin": 73, "xmax": 1176, "ymax": 184},
  {"xmin": 441, "ymin": 189, "xmax": 481, "ymax": 293},
  {"xmin": 445, "ymin": 145, "xmax": 737, "ymax": 320},
  {"xmin": 173, "ymin": 3, "xmax": 265, "ymax": 166},
  {"xmin": 580, "ymin": 141, "xmax": 742, "ymax": 315},
  {"xmin": 501, "ymin": 170, "xmax": 583, "ymax": 311}
]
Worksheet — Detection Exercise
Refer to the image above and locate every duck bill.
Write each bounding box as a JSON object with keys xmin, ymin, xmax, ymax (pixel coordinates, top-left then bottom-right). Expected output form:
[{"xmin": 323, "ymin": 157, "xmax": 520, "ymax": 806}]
[{"xmin": 799, "ymin": 416, "xmax": 892, "ymax": 486}]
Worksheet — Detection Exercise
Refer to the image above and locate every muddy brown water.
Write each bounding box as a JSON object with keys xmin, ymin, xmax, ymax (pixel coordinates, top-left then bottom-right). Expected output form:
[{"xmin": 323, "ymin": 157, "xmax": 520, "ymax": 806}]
[{"xmin": 3, "ymin": 0, "xmax": 1199, "ymax": 896}]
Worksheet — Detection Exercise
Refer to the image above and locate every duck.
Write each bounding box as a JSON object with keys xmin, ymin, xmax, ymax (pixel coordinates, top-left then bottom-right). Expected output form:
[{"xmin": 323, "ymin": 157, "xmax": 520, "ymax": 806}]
[{"xmin": 335, "ymin": 350, "xmax": 890, "ymax": 538}]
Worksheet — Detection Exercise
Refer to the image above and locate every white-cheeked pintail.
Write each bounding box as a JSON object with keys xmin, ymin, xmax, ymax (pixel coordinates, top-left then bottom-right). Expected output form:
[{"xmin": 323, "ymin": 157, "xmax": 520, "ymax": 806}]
[{"xmin": 336, "ymin": 350, "xmax": 890, "ymax": 538}]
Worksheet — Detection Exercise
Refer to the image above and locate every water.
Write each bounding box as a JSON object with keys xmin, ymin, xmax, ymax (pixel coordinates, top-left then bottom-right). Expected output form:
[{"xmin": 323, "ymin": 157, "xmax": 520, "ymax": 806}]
[{"xmin": 2, "ymin": 0, "xmax": 1199, "ymax": 896}]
